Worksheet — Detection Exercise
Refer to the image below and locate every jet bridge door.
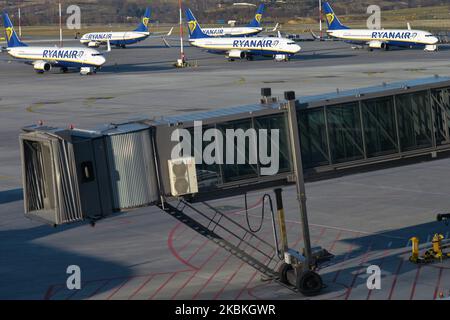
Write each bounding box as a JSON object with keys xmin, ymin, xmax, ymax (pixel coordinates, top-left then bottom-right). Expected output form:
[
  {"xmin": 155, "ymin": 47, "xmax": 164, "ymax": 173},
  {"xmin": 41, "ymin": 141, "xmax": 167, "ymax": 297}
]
[{"xmin": 20, "ymin": 132, "xmax": 83, "ymax": 225}]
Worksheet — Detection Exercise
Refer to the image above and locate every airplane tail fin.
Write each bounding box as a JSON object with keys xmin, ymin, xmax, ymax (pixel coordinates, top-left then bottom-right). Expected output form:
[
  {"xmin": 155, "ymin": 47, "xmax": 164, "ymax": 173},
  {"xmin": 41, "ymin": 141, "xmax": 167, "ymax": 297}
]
[
  {"xmin": 185, "ymin": 9, "xmax": 210, "ymax": 39},
  {"xmin": 322, "ymin": 2, "xmax": 349, "ymax": 30},
  {"xmin": 134, "ymin": 7, "xmax": 151, "ymax": 32},
  {"xmin": 247, "ymin": 4, "xmax": 265, "ymax": 28},
  {"xmin": 2, "ymin": 11, "xmax": 27, "ymax": 47}
]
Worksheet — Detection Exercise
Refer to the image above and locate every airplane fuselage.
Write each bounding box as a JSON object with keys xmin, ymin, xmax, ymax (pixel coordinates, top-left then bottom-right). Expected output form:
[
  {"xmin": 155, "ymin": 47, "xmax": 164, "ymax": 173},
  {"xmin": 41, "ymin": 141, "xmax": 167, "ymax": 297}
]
[
  {"xmin": 189, "ymin": 37, "xmax": 301, "ymax": 57},
  {"xmin": 201, "ymin": 27, "xmax": 263, "ymax": 37},
  {"xmin": 328, "ymin": 29, "xmax": 439, "ymax": 48},
  {"xmin": 6, "ymin": 46, "xmax": 106, "ymax": 68},
  {"xmin": 80, "ymin": 31, "xmax": 150, "ymax": 46}
]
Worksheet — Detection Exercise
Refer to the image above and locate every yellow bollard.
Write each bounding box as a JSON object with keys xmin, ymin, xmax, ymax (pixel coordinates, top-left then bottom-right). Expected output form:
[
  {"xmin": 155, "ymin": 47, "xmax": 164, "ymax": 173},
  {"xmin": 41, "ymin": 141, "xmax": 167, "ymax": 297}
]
[
  {"xmin": 432, "ymin": 234, "xmax": 444, "ymax": 260},
  {"xmin": 410, "ymin": 237, "xmax": 420, "ymax": 263}
]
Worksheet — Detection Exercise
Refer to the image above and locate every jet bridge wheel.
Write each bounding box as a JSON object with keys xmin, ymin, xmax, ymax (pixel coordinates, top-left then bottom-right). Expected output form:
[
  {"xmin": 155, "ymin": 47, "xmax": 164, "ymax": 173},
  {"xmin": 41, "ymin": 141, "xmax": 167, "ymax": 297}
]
[
  {"xmin": 278, "ymin": 263, "xmax": 293, "ymax": 285},
  {"xmin": 296, "ymin": 270, "xmax": 323, "ymax": 296}
]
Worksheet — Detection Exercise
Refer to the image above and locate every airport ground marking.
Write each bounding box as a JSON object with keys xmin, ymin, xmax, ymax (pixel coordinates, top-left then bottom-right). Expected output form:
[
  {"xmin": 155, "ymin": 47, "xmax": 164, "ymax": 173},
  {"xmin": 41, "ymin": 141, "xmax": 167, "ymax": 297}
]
[
  {"xmin": 213, "ymin": 238, "xmax": 266, "ymax": 300},
  {"xmin": 149, "ymin": 273, "xmax": 179, "ymax": 300},
  {"xmin": 332, "ymin": 233, "xmax": 361, "ymax": 283},
  {"xmin": 388, "ymin": 259, "xmax": 404, "ymax": 300},
  {"xmin": 128, "ymin": 275, "xmax": 156, "ymax": 300},
  {"xmin": 168, "ymin": 222, "xmax": 200, "ymax": 271},
  {"xmin": 433, "ymin": 267, "xmax": 444, "ymax": 300},
  {"xmin": 366, "ymin": 241, "xmax": 393, "ymax": 300},
  {"xmin": 170, "ymin": 234, "xmax": 234, "ymax": 300},
  {"xmin": 345, "ymin": 242, "xmax": 373, "ymax": 300},
  {"xmin": 409, "ymin": 265, "xmax": 422, "ymax": 300}
]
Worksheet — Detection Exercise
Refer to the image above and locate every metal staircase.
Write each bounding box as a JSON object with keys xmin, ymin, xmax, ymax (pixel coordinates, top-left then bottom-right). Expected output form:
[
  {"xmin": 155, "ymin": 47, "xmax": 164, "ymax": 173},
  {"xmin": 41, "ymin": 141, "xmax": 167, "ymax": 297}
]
[{"xmin": 159, "ymin": 200, "xmax": 283, "ymax": 280}]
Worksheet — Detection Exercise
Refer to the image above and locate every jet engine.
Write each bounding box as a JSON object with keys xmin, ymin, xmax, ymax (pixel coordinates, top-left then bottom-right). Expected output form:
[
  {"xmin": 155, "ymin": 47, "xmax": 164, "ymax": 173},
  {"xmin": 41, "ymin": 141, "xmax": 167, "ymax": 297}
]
[
  {"xmin": 88, "ymin": 41, "xmax": 100, "ymax": 48},
  {"xmin": 33, "ymin": 61, "xmax": 52, "ymax": 73},
  {"xmin": 274, "ymin": 54, "xmax": 289, "ymax": 62},
  {"xmin": 368, "ymin": 41, "xmax": 387, "ymax": 50},
  {"xmin": 227, "ymin": 50, "xmax": 246, "ymax": 60}
]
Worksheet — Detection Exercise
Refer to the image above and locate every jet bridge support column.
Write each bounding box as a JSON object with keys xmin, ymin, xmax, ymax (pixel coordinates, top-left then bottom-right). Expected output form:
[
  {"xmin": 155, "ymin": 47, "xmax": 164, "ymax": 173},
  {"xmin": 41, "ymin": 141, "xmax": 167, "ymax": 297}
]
[
  {"xmin": 285, "ymin": 91, "xmax": 313, "ymax": 268},
  {"xmin": 279, "ymin": 91, "xmax": 326, "ymax": 296}
]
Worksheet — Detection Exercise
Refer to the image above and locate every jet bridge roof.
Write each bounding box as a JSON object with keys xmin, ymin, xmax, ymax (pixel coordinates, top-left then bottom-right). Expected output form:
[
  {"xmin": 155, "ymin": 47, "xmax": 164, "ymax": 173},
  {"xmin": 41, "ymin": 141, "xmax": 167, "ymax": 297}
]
[{"xmin": 153, "ymin": 76, "xmax": 450, "ymax": 127}]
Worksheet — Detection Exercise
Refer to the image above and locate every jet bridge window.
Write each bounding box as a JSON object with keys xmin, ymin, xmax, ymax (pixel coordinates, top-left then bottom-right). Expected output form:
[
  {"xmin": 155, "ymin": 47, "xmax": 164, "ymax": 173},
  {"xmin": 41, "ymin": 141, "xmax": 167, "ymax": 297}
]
[
  {"xmin": 396, "ymin": 92, "xmax": 432, "ymax": 151},
  {"xmin": 298, "ymin": 108, "xmax": 330, "ymax": 169},
  {"xmin": 362, "ymin": 97, "xmax": 398, "ymax": 158},
  {"xmin": 217, "ymin": 119, "xmax": 259, "ymax": 183},
  {"xmin": 327, "ymin": 103, "xmax": 365, "ymax": 163},
  {"xmin": 254, "ymin": 114, "xmax": 291, "ymax": 174}
]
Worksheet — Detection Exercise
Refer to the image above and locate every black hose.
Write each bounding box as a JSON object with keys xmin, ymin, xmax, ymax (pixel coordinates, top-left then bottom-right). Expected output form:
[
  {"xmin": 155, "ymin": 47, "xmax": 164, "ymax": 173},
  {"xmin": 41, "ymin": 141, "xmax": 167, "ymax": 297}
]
[{"xmin": 244, "ymin": 193, "xmax": 274, "ymax": 234}]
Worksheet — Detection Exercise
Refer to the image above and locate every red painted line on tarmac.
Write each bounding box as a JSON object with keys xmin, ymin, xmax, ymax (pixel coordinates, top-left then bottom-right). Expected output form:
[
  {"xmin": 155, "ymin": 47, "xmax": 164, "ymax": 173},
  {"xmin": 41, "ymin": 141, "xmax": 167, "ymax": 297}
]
[
  {"xmin": 177, "ymin": 232, "xmax": 198, "ymax": 253},
  {"xmin": 88, "ymin": 279, "xmax": 111, "ymax": 300},
  {"xmin": 171, "ymin": 241, "xmax": 227, "ymax": 300},
  {"xmin": 213, "ymin": 241, "xmax": 264, "ymax": 300},
  {"xmin": 174, "ymin": 224, "xmax": 190, "ymax": 241},
  {"xmin": 388, "ymin": 259, "xmax": 404, "ymax": 300},
  {"xmin": 186, "ymin": 238, "xmax": 210, "ymax": 262},
  {"xmin": 433, "ymin": 267, "xmax": 444, "ymax": 300},
  {"xmin": 344, "ymin": 243, "xmax": 372, "ymax": 300},
  {"xmin": 409, "ymin": 266, "xmax": 422, "ymax": 300},
  {"xmin": 235, "ymin": 266, "xmax": 262, "ymax": 300},
  {"xmin": 332, "ymin": 234, "xmax": 360, "ymax": 283},
  {"xmin": 366, "ymin": 244, "xmax": 392, "ymax": 300},
  {"xmin": 106, "ymin": 277, "xmax": 132, "ymax": 300},
  {"xmin": 192, "ymin": 253, "xmax": 235, "ymax": 300},
  {"xmin": 128, "ymin": 275, "xmax": 155, "ymax": 300},
  {"xmin": 168, "ymin": 222, "xmax": 199, "ymax": 271},
  {"xmin": 149, "ymin": 272, "xmax": 179, "ymax": 300},
  {"xmin": 44, "ymin": 284, "xmax": 62, "ymax": 300},
  {"xmin": 328, "ymin": 230, "xmax": 342, "ymax": 253}
]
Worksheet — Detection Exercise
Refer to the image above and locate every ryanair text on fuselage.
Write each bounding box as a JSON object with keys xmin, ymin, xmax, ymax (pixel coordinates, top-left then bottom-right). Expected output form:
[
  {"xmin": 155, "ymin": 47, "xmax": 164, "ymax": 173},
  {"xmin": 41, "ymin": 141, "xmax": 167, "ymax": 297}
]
[
  {"xmin": 232, "ymin": 39, "xmax": 278, "ymax": 48},
  {"xmin": 42, "ymin": 50, "xmax": 85, "ymax": 59}
]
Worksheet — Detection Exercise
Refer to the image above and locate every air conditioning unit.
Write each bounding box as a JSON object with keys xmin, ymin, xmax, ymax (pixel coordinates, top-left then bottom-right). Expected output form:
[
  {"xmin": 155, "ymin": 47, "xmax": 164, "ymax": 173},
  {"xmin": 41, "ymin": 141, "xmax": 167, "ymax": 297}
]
[{"xmin": 168, "ymin": 157, "xmax": 199, "ymax": 197}]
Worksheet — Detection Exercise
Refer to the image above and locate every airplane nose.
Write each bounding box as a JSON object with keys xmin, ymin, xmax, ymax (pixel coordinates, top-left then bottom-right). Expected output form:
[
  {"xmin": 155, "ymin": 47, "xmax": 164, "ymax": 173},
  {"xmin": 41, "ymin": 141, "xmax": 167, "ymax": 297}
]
[
  {"xmin": 98, "ymin": 56, "xmax": 106, "ymax": 66},
  {"xmin": 294, "ymin": 44, "xmax": 301, "ymax": 53}
]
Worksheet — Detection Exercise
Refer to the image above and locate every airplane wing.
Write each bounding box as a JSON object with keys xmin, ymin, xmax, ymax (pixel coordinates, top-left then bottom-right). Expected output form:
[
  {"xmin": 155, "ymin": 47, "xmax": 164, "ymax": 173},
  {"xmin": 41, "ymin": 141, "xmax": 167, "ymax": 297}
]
[
  {"xmin": 263, "ymin": 23, "xmax": 279, "ymax": 33},
  {"xmin": 148, "ymin": 27, "xmax": 175, "ymax": 48},
  {"xmin": 92, "ymin": 39, "xmax": 112, "ymax": 55},
  {"xmin": 148, "ymin": 27, "xmax": 174, "ymax": 38},
  {"xmin": 310, "ymin": 30, "xmax": 321, "ymax": 40}
]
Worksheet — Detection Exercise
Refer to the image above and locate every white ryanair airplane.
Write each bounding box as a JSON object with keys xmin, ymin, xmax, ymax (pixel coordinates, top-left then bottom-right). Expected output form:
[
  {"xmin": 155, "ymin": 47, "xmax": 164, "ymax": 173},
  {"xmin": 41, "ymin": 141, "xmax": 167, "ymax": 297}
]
[
  {"xmin": 186, "ymin": 9, "xmax": 301, "ymax": 61},
  {"xmin": 323, "ymin": 2, "xmax": 439, "ymax": 51},
  {"xmin": 2, "ymin": 12, "xmax": 108, "ymax": 74},
  {"xmin": 201, "ymin": 4, "xmax": 265, "ymax": 37},
  {"xmin": 80, "ymin": 8, "xmax": 173, "ymax": 48}
]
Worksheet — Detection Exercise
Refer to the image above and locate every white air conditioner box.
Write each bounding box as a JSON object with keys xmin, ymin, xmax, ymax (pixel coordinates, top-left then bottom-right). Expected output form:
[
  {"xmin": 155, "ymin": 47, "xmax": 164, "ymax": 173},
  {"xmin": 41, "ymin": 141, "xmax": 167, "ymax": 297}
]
[{"xmin": 168, "ymin": 157, "xmax": 198, "ymax": 197}]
